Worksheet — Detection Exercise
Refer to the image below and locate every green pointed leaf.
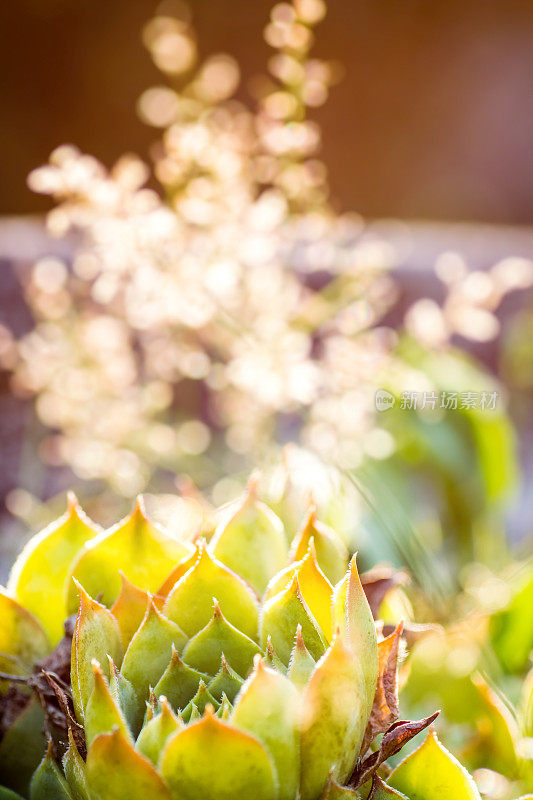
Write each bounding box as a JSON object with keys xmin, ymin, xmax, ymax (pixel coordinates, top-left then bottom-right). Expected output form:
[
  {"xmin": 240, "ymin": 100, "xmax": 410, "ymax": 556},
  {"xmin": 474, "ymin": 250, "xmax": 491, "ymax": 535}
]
[
  {"xmin": 263, "ymin": 561, "xmax": 301, "ymax": 601},
  {"xmin": 136, "ymin": 697, "xmax": 182, "ymax": 766},
  {"xmin": 287, "ymin": 624, "xmax": 316, "ymax": 687},
  {"xmin": 210, "ymin": 476, "xmax": 288, "ymax": 595},
  {"xmin": 289, "ymin": 504, "xmax": 347, "ymax": 585},
  {"xmin": 0, "ymin": 698, "xmax": 47, "ymax": 797},
  {"xmin": 232, "ymin": 658, "xmax": 300, "ymax": 800},
  {"xmin": 295, "ymin": 541, "xmax": 334, "ymax": 641},
  {"xmin": 388, "ymin": 729, "xmax": 482, "ymax": 799},
  {"xmin": 266, "ymin": 541, "xmax": 334, "ymax": 642},
  {"xmin": 86, "ymin": 729, "xmax": 171, "ymax": 800},
  {"xmin": 160, "ymin": 708, "xmax": 278, "ymax": 800},
  {"xmin": 30, "ymin": 743, "xmax": 74, "ymax": 800},
  {"xmin": 0, "ymin": 589, "xmax": 49, "ymax": 676},
  {"xmin": 70, "ymin": 581, "xmax": 123, "ymax": 721},
  {"xmin": 8, "ymin": 496, "xmax": 100, "ymax": 646},
  {"xmin": 62, "ymin": 729, "xmax": 91, "ymax": 800},
  {"xmin": 163, "ymin": 547, "xmax": 259, "ymax": 640},
  {"xmin": 264, "ymin": 635, "xmax": 287, "ymax": 673},
  {"xmin": 261, "ymin": 574, "xmax": 327, "ymax": 665},
  {"xmin": 67, "ymin": 498, "xmax": 191, "ymax": 613},
  {"xmin": 182, "ymin": 600, "xmax": 262, "ymax": 677},
  {"xmin": 208, "ymin": 655, "xmax": 244, "ymax": 703},
  {"xmin": 183, "ymin": 680, "xmax": 220, "ymax": 717},
  {"xmin": 153, "ymin": 648, "xmax": 210, "ymax": 712},
  {"xmin": 184, "ymin": 702, "xmax": 201, "ymax": 723},
  {"xmin": 108, "ymin": 656, "xmax": 139, "ymax": 732},
  {"xmin": 85, "ymin": 660, "xmax": 132, "ymax": 748},
  {"xmin": 121, "ymin": 601, "xmax": 187, "ymax": 728},
  {"xmin": 216, "ymin": 693, "xmax": 232, "ymax": 719},
  {"xmin": 332, "ymin": 555, "xmax": 378, "ymax": 717},
  {"xmin": 300, "ymin": 635, "xmax": 368, "ymax": 800}
]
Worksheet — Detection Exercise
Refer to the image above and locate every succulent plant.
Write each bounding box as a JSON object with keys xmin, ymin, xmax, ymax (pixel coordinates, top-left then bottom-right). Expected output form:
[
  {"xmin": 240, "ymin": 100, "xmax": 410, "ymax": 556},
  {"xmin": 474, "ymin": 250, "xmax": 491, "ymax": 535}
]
[{"xmin": 0, "ymin": 475, "xmax": 482, "ymax": 799}]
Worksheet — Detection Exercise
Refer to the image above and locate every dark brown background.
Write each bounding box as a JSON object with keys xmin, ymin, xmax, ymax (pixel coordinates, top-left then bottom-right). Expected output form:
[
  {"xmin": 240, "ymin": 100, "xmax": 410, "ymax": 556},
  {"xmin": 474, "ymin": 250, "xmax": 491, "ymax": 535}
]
[{"xmin": 1, "ymin": 0, "xmax": 533, "ymax": 223}]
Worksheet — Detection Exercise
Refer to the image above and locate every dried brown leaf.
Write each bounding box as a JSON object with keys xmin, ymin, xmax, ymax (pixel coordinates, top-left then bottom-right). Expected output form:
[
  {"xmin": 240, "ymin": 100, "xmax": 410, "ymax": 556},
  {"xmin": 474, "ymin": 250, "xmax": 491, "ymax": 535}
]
[
  {"xmin": 350, "ymin": 713, "xmax": 440, "ymax": 789},
  {"xmin": 361, "ymin": 622, "xmax": 403, "ymax": 754}
]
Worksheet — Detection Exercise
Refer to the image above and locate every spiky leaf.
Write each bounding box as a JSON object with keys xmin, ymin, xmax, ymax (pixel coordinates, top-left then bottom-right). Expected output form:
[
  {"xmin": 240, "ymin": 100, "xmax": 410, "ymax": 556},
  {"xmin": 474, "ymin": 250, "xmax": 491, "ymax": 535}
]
[
  {"xmin": 232, "ymin": 659, "xmax": 300, "ymax": 800},
  {"xmin": 70, "ymin": 582, "xmax": 123, "ymax": 720},
  {"xmin": 164, "ymin": 547, "xmax": 259, "ymax": 640},
  {"xmin": 210, "ymin": 477, "xmax": 288, "ymax": 595},
  {"xmin": 182, "ymin": 601, "xmax": 262, "ymax": 677},
  {"xmin": 332, "ymin": 555, "xmax": 378, "ymax": 716},
  {"xmin": 300, "ymin": 635, "xmax": 367, "ymax": 800},
  {"xmin": 29, "ymin": 744, "xmax": 74, "ymax": 800},
  {"xmin": 261, "ymin": 574, "xmax": 327, "ymax": 665},
  {"xmin": 8, "ymin": 496, "xmax": 100, "ymax": 645},
  {"xmin": 67, "ymin": 499, "xmax": 190, "ymax": 612}
]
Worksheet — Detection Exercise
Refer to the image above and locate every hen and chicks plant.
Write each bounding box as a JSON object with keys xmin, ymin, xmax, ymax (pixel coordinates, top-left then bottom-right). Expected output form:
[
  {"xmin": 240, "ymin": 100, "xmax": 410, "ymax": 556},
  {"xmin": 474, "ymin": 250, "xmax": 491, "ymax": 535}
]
[{"xmin": 0, "ymin": 474, "xmax": 484, "ymax": 800}]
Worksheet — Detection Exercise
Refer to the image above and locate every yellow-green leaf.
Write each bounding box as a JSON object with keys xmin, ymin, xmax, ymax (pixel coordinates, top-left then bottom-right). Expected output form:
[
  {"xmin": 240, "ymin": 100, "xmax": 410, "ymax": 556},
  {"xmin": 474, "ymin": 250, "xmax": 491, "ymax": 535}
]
[
  {"xmin": 261, "ymin": 574, "xmax": 327, "ymax": 665},
  {"xmin": 264, "ymin": 635, "xmax": 287, "ymax": 673},
  {"xmin": 86, "ymin": 729, "xmax": 171, "ymax": 800},
  {"xmin": 29, "ymin": 742, "xmax": 74, "ymax": 800},
  {"xmin": 232, "ymin": 658, "xmax": 300, "ymax": 800},
  {"xmin": 67, "ymin": 498, "xmax": 190, "ymax": 613},
  {"xmin": 287, "ymin": 624, "xmax": 316, "ymax": 687},
  {"xmin": 62, "ymin": 729, "xmax": 90, "ymax": 800},
  {"xmin": 108, "ymin": 656, "xmax": 138, "ymax": 732},
  {"xmin": 182, "ymin": 681, "xmax": 220, "ymax": 719},
  {"xmin": 208, "ymin": 654, "xmax": 244, "ymax": 703},
  {"xmin": 182, "ymin": 601, "xmax": 262, "ymax": 677},
  {"xmin": 8, "ymin": 496, "xmax": 100, "ymax": 646},
  {"xmin": 332, "ymin": 555, "xmax": 378, "ymax": 717},
  {"xmin": 136, "ymin": 697, "xmax": 182, "ymax": 766},
  {"xmin": 296, "ymin": 540, "xmax": 334, "ymax": 641},
  {"xmin": 289, "ymin": 505, "xmax": 347, "ymax": 584},
  {"xmin": 153, "ymin": 648, "xmax": 210, "ymax": 712},
  {"xmin": 388, "ymin": 729, "xmax": 482, "ymax": 799},
  {"xmin": 160, "ymin": 708, "xmax": 278, "ymax": 800},
  {"xmin": 0, "ymin": 589, "xmax": 49, "ymax": 676},
  {"xmin": 70, "ymin": 582, "xmax": 123, "ymax": 721},
  {"xmin": 210, "ymin": 476, "xmax": 288, "ymax": 595},
  {"xmin": 300, "ymin": 635, "xmax": 367, "ymax": 800},
  {"xmin": 163, "ymin": 547, "xmax": 259, "ymax": 640},
  {"xmin": 85, "ymin": 660, "xmax": 132, "ymax": 748},
  {"xmin": 121, "ymin": 601, "xmax": 187, "ymax": 728}
]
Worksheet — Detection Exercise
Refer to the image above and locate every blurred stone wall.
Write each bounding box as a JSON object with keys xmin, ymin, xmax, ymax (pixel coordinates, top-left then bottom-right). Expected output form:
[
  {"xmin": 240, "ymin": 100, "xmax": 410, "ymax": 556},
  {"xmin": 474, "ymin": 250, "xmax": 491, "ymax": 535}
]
[{"xmin": 1, "ymin": 0, "xmax": 533, "ymax": 223}]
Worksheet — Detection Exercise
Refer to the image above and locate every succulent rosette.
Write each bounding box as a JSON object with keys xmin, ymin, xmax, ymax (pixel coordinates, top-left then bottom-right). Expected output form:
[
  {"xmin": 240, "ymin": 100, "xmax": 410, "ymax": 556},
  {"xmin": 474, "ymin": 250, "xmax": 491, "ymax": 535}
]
[{"xmin": 0, "ymin": 475, "xmax": 482, "ymax": 800}]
